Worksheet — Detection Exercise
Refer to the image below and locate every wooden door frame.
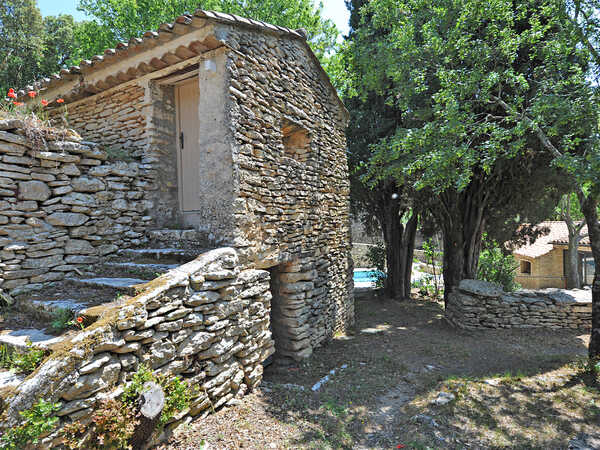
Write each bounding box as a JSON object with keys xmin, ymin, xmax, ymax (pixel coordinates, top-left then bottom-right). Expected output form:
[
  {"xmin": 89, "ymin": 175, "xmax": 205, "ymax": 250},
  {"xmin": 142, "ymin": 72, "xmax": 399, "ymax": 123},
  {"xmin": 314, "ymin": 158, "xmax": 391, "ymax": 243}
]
[{"xmin": 174, "ymin": 76, "xmax": 200, "ymax": 214}]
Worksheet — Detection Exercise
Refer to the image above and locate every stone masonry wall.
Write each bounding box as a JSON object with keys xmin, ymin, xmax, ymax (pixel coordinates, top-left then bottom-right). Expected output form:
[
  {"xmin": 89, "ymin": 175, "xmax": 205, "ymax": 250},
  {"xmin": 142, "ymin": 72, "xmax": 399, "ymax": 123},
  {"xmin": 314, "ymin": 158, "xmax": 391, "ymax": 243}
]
[
  {"xmin": 50, "ymin": 81, "xmax": 180, "ymax": 227},
  {"xmin": 222, "ymin": 26, "xmax": 354, "ymax": 359},
  {"xmin": 1, "ymin": 247, "xmax": 275, "ymax": 446},
  {"xmin": 0, "ymin": 120, "xmax": 155, "ymax": 294},
  {"xmin": 446, "ymin": 279, "xmax": 592, "ymax": 330}
]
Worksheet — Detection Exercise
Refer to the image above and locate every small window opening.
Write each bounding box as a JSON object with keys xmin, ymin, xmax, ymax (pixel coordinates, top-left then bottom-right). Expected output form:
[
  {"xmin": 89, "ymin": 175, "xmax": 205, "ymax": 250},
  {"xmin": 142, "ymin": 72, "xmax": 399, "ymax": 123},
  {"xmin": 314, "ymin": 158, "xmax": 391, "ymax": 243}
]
[
  {"xmin": 282, "ymin": 120, "xmax": 311, "ymax": 162},
  {"xmin": 520, "ymin": 260, "xmax": 531, "ymax": 274}
]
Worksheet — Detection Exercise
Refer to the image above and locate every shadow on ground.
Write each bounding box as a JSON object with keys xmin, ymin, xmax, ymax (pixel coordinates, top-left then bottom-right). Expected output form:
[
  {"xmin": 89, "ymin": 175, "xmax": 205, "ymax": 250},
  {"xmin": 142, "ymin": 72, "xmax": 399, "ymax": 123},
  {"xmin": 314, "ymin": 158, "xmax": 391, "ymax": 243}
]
[{"xmin": 165, "ymin": 291, "xmax": 596, "ymax": 449}]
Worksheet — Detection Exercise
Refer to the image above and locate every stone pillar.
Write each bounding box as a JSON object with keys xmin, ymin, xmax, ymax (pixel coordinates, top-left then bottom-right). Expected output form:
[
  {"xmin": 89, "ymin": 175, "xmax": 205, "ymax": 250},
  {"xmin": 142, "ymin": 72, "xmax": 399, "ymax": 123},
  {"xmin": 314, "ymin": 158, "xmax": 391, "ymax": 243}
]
[{"xmin": 269, "ymin": 261, "xmax": 316, "ymax": 361}]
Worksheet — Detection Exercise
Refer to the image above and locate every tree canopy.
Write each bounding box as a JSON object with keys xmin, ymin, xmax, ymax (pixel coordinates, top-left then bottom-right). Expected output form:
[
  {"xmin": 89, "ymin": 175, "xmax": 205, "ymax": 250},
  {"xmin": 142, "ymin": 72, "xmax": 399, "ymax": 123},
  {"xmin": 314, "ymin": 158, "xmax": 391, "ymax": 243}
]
[{"xmin": 76, "ymin": 0, "xmax": 338, "ymax": 62}]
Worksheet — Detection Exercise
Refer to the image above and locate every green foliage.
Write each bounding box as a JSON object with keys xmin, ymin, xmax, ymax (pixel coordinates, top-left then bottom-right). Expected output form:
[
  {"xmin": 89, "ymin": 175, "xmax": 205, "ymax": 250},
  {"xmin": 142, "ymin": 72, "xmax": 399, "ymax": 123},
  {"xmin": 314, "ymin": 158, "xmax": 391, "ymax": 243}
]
[
  {"xmin": 477, "ymin": 236, "xmax": 520, "ymax": 292},
  {"xmin": 411, "ymin": 275, "xmax": 438, "ymax": 298},
  {"xmin": 122, "ymin": 364, "xmax": 191, "ymax": 426},
  {"xmin": 0, "ymin": 0, "xmax": 44, "ymax": 93},
  {"xmin": 51, "ymin": 308, "xmax": 75, "ymax": 332},
  {"xmin": 0, "ymin": 399, "xmax": 61, "ymax": 450},
  {"xmin": 64, "ymin": 363, "xmax": 192, "ymax": 449},
  {"xmin": 160, "ymin": 375, "xmax": 191, "ymax": 426},
  {"xmin": 0, "ymin": 342, "xmax": 47, "ymax": 375},
  {"xmin": 62, "ymin": 398, "xmax": 139, "ymax": 450},
  {"xmin": 422, "ymin": 239, "xmax": 442, "ymax": 298},
  {"xmin": 573, "ymin": 356, "xmax": 600, "ymax": 383},
  {"xmin": 75, "ymin": 0, "xmax": 338, "ymax": 64},
  {"xmin": 365, "ymin": 242, "xmax": 386, "ymax": 288}
]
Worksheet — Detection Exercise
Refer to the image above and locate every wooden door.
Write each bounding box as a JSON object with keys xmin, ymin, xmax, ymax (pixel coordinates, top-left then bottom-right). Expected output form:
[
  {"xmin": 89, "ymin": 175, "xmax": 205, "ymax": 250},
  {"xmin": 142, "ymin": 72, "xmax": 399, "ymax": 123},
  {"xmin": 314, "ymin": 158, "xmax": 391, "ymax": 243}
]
[{"xmin": 176, "ymin": 78, "xmax": 201, "ymax": 212}]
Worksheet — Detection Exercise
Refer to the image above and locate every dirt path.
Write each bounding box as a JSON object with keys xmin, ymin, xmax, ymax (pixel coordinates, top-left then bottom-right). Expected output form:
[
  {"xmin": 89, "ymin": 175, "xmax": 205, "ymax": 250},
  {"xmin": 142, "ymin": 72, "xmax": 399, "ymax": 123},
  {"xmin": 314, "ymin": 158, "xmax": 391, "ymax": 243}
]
[{"xmin": 164, "ymin": 292, "xmax": 597, "ymax": 449}]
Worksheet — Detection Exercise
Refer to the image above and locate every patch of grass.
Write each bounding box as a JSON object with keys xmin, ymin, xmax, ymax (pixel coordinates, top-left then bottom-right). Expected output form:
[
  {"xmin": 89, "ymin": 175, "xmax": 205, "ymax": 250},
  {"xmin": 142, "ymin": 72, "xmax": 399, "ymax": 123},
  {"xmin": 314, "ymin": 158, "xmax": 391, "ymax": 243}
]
[{"xmin": 0, "ymin": 342, "xmax": 48, "ymax": 374}]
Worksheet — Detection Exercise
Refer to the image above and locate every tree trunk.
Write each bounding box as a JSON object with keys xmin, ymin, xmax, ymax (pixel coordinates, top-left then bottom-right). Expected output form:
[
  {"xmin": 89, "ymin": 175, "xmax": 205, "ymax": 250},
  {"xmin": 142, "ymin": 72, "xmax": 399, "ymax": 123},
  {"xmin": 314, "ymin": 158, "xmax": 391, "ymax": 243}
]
[
  {"xmin": 579, "ymin": 193, "xmax": 600, "ymax": 358},
  {"xmin": 402, "ymin": 212, "xmax": 418, "ymax": 298},
  {"xmin": 383, "ymin": 207, "xmax": 417, "ymax": 300},
  {"xmin": 381, "ymin": 206, "xmax": 409, "ymax": 300},
  {"xmin": 439, "ymin": 189, "xmax": 486, "ymax": 304},
  {"xmin": 566, "ymin": 238, "xmax": 581, "ymax": 289}
]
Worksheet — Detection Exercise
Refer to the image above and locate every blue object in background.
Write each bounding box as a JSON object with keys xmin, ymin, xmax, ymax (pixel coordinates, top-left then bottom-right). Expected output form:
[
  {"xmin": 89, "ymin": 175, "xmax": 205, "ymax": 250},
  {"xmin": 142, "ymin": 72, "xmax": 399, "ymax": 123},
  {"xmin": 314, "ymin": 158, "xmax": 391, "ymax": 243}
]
[{"xmin": 353, "ymin": 270, "xmax": 386, "ymax": 283}]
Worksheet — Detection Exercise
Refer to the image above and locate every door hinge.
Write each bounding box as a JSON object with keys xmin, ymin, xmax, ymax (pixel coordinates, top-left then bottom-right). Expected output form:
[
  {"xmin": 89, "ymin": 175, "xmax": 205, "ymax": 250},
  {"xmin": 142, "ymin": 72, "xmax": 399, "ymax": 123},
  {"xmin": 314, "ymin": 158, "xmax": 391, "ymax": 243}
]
[{"xmin": 180, "ymin": 132, "xmax": 184, "ymax": 150}]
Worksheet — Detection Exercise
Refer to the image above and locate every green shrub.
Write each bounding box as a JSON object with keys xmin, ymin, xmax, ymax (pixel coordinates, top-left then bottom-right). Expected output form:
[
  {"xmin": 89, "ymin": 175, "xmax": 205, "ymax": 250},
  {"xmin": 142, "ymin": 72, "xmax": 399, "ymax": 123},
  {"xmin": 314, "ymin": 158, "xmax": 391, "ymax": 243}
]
[
  {"xmin": 0, "ymin": 399, "xmax": 61, "ymax": 450},
  {"xmin": 0, "ymin": 342, "xmax": 47, "ymax": 374},
  {"xmin": 63, "ymin": 365, "xmax": 192, "ymax": 448},
  {"xmin": 62, "ymin": 399, "xmax": 138, "ymax": 450},
  {"xmin": 51, "ymin": 308, "xmax": 74, "ymax": 332},
  {"xmin": 477, "ymin": 236, "xmax": 520, "ymax": 292},
  {"xmin": 365, "ymin": 242, "xmax": 386, "ymax": 288},
  {"xmin": 122, "ymin": 364, "xmax": 191, "ymax": 426}
]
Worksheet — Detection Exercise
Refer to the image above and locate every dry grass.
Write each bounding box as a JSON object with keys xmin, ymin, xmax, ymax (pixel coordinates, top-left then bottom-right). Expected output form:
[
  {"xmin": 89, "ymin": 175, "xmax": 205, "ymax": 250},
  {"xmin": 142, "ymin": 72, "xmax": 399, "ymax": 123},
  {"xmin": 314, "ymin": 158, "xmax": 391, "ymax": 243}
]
[
  {"xmin": 162, "ymin": 292, "xmax": 598, "ymax": 449},
  {"xmin": 0, "ymin": 105, "xmax": 79, "ymax": 149}
]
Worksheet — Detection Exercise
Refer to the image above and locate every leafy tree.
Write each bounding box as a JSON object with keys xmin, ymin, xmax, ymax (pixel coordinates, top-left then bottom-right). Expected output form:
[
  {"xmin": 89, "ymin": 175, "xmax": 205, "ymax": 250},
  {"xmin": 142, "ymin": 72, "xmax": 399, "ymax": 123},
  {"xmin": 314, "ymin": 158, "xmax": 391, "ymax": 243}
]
[
  {"xmin": 0, "ymin": 0, "xmax": 44, "ymax": 93},
  {"xmin": 351, "ymin": 0, "xmax": 590, "ymax": 304},
  {"xmin": 40, "ymin": 14, "xmax": 78, "ymax": 77},
  {"xmin": 75, "ymin": 0, "xmax": 338, "ymax": 62},
  {"xmin": 344, "ymin": 0, "xmax": 418, "ymax": 300},
  {"xmin": 517, "ymin": 0, "xmax": 600, "ymax": 357},
  {"xmin": 477, "ymin": 235, "xmax": 520, "ymax": 292},
  {"xmin": 555, "ymin": 193, "xmax": 587, "ymax": 289}
]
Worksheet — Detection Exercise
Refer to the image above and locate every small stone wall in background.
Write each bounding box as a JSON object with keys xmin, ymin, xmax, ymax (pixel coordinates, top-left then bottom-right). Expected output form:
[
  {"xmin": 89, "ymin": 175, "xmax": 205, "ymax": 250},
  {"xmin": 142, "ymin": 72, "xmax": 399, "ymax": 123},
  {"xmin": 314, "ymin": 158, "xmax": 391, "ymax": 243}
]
[{"xmin": 446, "ymin": 279, "xmax": 592, "ymax": 330}]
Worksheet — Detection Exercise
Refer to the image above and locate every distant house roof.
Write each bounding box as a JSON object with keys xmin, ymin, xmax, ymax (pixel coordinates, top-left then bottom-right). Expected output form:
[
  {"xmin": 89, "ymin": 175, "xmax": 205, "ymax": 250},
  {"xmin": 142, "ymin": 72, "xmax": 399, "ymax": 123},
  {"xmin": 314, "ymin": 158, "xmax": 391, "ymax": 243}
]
[
  {"xmin": 512, "ymin": 221, "xmax": 589, "ymax": 259},
  {"xmin": 18, "ymin": 9, "xmax": 347, "ymax": 117}
]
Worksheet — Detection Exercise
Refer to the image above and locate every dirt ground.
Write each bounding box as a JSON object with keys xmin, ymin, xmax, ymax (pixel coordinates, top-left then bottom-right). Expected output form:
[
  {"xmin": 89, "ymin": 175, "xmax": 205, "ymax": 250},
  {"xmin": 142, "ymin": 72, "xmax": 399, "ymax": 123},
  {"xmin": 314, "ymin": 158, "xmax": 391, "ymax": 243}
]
[{"xmin": 163, "ymin": 291, "xmax": 599, "ymax": 449}]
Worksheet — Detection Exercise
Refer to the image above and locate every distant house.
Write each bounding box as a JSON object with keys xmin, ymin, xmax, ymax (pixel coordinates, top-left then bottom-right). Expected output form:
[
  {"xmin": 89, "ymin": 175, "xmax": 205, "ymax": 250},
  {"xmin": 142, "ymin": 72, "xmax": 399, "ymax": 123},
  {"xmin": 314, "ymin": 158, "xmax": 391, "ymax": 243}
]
[{"xmin": 512, "ymin": 221, "xmax": 593, "ymax": 289}]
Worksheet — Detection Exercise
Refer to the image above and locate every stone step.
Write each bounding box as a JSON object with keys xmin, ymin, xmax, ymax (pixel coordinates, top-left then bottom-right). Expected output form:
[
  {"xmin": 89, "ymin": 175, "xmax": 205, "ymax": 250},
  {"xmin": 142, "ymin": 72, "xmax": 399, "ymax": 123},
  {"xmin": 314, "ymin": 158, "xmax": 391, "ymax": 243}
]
[
  {"xmin": 147, "ymin": 229, "xmax": 203, "ymax": 242},
  {"xmin": 27, "ymin": 298, "xmax": 91, "ymax": 315},
  {"xmin": 0, "ymin": 328, "xmax": 66, "ymax": 351},
  {"xmin": 116, "ymin": 247, "xmax": 199, "ymax": 262},
  {"xmin": 0, "ymin": 370, "xmax": 25, "ymax": 389},
  {"xmin": 65, "ymin": 277, "xmax": 147, "ymax": 293},
  {"xmin": 98, "ymin": 261, "xmax": 179, "ymax": 279}
]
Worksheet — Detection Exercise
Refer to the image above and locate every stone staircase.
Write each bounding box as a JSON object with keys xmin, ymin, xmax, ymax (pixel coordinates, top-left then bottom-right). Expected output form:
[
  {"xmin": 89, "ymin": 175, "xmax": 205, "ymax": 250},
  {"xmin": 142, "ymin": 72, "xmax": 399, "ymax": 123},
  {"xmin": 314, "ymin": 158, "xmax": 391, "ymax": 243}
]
[{"xmin": 0, "ymin": 229, "xmax": 210, "ymax": 352}]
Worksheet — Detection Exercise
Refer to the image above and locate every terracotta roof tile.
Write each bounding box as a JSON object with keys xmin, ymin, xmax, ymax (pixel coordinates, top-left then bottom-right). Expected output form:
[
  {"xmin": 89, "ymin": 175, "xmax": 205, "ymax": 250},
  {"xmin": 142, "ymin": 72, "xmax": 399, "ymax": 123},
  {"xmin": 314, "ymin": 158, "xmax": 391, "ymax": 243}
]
[{"xmin": 512, "ymin": 221, "xmax": 589, "ymax": 259}]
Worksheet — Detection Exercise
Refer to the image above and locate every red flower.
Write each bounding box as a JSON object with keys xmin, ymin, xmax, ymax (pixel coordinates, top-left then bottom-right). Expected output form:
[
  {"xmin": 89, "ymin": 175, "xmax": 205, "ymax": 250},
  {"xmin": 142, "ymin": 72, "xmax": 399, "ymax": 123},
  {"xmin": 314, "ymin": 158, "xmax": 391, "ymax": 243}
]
[
  {"xmin": 27, "ymin": 91, "xmax": 36, "ymax": 98},
  {"xmin": 76, "ymin": 316, "xmax": 84, "ymax": 324},
  {"xmin": 7, "ymin": 88, "xmax": 16, "ymax": 99},
  {"xmin": 41, "ymin": 99, "xmax": 48, "ymax": 106},
  {"xmin": 56, "ymin": 98, "xmax": 64, "ymax": 104},
  {"xmin": 12, "ymin": 101, "xmax": 24, "ymax": 106},
  {"xmin": 397, "ymin": 446, "xmax": 406, "ymax": 449}
]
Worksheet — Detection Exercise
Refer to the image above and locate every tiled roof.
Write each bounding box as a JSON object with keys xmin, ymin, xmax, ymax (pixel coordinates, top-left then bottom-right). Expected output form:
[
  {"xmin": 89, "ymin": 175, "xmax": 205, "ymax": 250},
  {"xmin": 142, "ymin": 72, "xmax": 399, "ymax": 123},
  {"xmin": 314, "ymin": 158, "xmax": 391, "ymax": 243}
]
[
  {"xmin": 17, "ymin": 9, "xmax": 346, "ymax": 115},
  {"xmin": 512, "ymin": 221, "xmax": 589, "ymax": 259}
]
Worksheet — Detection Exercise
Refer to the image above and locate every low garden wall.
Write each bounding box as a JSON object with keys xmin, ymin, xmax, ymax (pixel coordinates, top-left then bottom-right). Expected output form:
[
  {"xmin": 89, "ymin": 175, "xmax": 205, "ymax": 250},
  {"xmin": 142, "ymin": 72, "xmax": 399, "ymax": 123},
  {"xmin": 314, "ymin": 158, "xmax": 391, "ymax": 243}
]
[
  {"xmin": 0, "ymin": 119, "xmax": 155, "ymax": 294},
  {"xmin": 0, "ymin": 247, "xmax": 274, "ymax": 447},
  {"xmin": 446, "ymin": 279, "xmax": 592, "ymax": 330}
]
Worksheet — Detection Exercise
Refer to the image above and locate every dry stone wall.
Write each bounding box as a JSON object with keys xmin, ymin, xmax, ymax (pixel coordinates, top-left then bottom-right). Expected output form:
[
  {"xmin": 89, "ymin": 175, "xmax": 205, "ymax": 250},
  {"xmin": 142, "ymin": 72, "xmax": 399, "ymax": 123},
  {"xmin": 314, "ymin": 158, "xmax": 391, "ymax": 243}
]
[
  {"xmin": 222, "ymin": 26, "xmax": 354, "ymax": 358},
  {"xmin": 1, "ymin": 247, "xmax": 275, "ymax": 445},
  {"xmin": 0, "ymin": 120, "xmax": 156, "ymax": 294},
  {"xmin": 446, "ymin": 279, "xmax": 592, "ymax": 330}
]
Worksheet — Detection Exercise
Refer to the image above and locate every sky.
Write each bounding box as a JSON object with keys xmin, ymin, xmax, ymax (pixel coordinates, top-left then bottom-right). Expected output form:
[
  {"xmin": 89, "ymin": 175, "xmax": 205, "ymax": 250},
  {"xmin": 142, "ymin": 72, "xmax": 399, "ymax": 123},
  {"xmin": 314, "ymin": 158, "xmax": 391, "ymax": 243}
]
[{"xmin": 37, "ymin": 0, "xmax": 351, "ymax": 35}]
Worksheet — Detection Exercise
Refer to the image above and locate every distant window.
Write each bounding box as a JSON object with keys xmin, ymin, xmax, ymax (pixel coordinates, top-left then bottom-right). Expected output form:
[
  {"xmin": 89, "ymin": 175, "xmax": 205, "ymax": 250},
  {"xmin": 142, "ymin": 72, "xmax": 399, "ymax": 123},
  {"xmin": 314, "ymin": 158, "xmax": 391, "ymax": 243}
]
[
  {"xmin": 520, "ymin": 260, "xmax": 531, "ymax": 274},
  {"xmin": 282, "ymin": 120, "xmax": 311, "ymax": 162}
]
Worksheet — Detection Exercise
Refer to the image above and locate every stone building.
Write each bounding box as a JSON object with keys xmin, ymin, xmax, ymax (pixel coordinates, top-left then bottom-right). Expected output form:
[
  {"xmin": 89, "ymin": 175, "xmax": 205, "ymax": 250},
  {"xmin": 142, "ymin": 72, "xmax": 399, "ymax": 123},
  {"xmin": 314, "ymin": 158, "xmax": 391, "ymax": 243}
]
[
  {"xmin": 512, "ymin": 221, "xmax": 593, "ymax": 289},
  {"xmin": 0, "ymin": 10, "xmax": 353, "ymax": 440},
  {"xmin": 12, "ymin": 9, "xmax": 354, "ymax": 359}
]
